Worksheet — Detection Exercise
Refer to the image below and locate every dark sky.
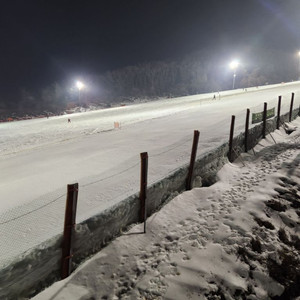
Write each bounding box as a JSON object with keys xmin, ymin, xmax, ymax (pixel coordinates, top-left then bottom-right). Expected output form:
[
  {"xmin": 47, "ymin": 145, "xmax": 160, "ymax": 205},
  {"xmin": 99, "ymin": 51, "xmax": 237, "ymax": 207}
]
[{"xmin": 1, "ymin": 0, "xmax": 300, "ymax": 99}]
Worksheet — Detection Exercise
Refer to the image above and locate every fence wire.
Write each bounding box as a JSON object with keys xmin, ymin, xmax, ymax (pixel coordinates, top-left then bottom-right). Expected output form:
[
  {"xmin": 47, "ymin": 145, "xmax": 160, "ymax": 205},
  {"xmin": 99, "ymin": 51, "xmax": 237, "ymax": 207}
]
[{"xmin": 0, "ymin": 188, "xmax": 66, "ymax": 268}]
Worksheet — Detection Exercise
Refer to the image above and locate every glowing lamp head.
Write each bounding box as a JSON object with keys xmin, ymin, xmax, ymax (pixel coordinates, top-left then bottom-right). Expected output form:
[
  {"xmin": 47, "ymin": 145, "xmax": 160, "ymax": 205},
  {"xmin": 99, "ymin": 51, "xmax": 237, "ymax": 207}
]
[
  {"xmin": 230, "ymin": 60, "xmax": 239, "ymax": 70},
  {"xmin": 76, "ymin": 81, "xmax": 84, "ymax": 90}
]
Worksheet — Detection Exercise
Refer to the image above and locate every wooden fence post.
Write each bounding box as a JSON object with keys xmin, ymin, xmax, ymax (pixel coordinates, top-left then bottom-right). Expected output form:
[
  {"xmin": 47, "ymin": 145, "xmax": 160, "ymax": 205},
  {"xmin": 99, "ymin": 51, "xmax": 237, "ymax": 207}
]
[
  {"xmin": 289, "ymin": 92, "xmax": 294, "ymax": 122},
  {"xmin": 61, "ymin": 183, "xmax": 78, "ymax": 279},
  {"xmin": 262, "ymin": 102, "xmax": 267, "ymax": 139},
  {"xmin": 140, "ymin": 152, "xmax": 148, "ymax": 233},
  {"xmin": 228, "ymin": 115, "xmax": 235, "ymax": 163},
  {"xmin": 245, "ymin": 109, "xmax": 250, "ymax": 152},
  {"xmin": 186, "ymin": 130, "xmax": 200, "ymax": 190},
  {"xmin": 277, "ymin": 96, "xmax": 281, "ymax": 130}
]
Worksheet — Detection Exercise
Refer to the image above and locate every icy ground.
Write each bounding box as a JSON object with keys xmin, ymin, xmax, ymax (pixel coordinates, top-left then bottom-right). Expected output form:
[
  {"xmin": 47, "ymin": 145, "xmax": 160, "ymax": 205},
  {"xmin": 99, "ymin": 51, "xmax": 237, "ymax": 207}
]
[{"xmin": 32, "ymin": 118, "xmax": 300, "ymax": 300}]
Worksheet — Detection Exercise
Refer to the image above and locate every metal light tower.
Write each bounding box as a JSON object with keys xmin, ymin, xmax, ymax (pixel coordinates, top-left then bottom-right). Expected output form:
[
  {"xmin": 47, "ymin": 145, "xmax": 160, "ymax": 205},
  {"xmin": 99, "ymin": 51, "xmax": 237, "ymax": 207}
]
[
  {"xmin": 298, "ymin": 51, "xmax": 300, "ymax": 80},
  {"xmin": 76, "ymin": 80, "xmax": 85, "ymax": 105},
  {"xmin": 230, "ymin": 60, "xmax": 239, "ymax": 89}
]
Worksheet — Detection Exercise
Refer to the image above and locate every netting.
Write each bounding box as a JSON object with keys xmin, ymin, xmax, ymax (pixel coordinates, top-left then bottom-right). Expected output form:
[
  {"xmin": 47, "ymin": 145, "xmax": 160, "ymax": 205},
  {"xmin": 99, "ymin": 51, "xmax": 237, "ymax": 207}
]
[{"xmin": 0, "ymin": 188, "xmax": 66, "ymax": 267}]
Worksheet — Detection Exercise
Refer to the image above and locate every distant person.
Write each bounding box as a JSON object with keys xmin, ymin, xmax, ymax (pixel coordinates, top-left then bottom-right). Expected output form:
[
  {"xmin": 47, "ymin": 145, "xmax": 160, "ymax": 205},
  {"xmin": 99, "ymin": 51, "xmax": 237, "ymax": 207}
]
[
  {"xmin": 212, "ymin": 94, "xmax": 216, "ymax": 100},
  {"xmin": 68, "ymin": 118, "xmax": 71, "ymax": 123}
]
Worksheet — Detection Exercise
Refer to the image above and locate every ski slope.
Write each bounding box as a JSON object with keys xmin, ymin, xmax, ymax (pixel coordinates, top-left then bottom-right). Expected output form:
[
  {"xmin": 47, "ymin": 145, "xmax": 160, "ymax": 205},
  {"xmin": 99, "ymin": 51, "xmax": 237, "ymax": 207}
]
[{"xmin": 0, "ymin": 82, "xmax": 300, "ymax": 267}]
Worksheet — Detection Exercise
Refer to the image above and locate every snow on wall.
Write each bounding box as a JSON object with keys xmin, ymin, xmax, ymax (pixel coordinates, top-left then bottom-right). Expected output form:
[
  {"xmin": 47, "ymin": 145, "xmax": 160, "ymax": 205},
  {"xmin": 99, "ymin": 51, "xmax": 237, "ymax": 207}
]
[
  {"xmin": 0, "ymin": 235, "xmax": 62, "ymax": 299},
  {"xmin": 72, "ymin": 142, "xmax": 230, "ymax": 265},
  {"xmin": 0, "ymin": 109, "xmax": 298, "ymax": 300}
]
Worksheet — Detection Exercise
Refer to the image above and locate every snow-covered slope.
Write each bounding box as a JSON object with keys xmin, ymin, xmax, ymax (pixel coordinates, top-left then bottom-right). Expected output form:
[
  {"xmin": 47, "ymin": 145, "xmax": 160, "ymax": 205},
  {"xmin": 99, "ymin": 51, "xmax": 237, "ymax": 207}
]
[
  {"xmin": 0, "ymin": 82, "xmax": 300, "ymax": 270},
  {"xmin": 32, "ymin": 117, "xmax": 300, "ymax": 300}
]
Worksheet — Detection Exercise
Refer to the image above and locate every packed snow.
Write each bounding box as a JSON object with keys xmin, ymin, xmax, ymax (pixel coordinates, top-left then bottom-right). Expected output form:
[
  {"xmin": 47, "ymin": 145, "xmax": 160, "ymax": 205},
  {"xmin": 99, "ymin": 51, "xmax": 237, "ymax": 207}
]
[{"xmin": 32, "ymin": 116, "xmax": 300, "ymax": 299}]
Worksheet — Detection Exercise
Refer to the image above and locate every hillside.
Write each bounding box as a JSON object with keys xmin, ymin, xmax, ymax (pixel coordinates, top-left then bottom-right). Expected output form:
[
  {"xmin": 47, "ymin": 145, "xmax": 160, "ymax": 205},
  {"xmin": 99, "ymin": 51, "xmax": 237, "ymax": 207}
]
[
  {"xmin": 33, "ymin": 118, "xmax": 300, "ymax": 299},
  {"xmin": 0, "ymin": 83, "xmax": 300, "ymax": 299}
]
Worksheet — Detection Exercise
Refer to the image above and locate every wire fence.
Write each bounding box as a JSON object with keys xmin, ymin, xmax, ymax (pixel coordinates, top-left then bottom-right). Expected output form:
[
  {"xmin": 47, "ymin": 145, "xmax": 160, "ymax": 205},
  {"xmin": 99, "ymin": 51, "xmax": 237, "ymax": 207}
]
[
  {"xmin": 0, "ymin": 131, "xmax": 195, "ymax": 268},
  {"xmin": 0, "ymin": 188, "xmax": 66, "ymax": 267}
]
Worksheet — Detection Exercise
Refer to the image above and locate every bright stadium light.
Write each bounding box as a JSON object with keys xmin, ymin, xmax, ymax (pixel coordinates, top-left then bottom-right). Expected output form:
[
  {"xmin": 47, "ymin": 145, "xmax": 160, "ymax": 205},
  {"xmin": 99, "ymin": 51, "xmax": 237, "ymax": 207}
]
[
  {"xmin": 76, "ymin": 80, "xmax": 84, "ymax": 90},
  {"xmin": 230, "ymin": 60, "xmax": 239, "ymax": 70},
  {"xmin": 229, "ymin": 60, "xmax": 239, "ymax": 89}
]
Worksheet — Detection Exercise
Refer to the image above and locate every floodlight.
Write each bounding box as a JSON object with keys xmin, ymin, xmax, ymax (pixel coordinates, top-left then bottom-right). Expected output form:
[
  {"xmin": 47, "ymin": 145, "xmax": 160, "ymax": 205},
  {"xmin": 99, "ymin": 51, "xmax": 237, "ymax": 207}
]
[
  {"xmin": 230, "ymin": 60, "xmax": 239, "ymax": 70},
  {"xmin": 229, "ymin": 60, "xmax": 239, "ymax": 89},
  {"xmin": 76, "ymin": 81, "xmax": 84, "ymax": 90}
]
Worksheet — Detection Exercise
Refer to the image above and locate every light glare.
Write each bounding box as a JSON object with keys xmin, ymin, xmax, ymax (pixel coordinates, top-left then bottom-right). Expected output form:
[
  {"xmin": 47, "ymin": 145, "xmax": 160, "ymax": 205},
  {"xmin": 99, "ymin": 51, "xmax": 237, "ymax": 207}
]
[
  {"xmin": 76, "ymin": 81, "xmax": 84, "ymax": 90},
  {"xmin": 230, "ymin": 60, "xmax": 239, "ymax": 70}
]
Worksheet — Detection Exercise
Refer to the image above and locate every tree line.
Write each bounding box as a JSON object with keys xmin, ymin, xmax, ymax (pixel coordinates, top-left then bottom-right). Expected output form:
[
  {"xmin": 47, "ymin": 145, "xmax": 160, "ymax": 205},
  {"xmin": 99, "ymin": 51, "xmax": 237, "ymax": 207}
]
[{"xmin": 1, "ymin": 47, "xmax": 297, "ymax": 118}]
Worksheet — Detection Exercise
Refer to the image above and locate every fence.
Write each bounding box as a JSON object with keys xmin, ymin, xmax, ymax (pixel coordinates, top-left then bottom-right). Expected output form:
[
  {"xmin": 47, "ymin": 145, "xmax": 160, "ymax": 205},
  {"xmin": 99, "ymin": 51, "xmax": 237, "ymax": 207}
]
[
  {"xmin": 228, "ymin": 93, "xmax": 300, "ymax": 162},
  {"xmin": 0, "ymin": 91, "xmax": 299, "ymax": 299}
]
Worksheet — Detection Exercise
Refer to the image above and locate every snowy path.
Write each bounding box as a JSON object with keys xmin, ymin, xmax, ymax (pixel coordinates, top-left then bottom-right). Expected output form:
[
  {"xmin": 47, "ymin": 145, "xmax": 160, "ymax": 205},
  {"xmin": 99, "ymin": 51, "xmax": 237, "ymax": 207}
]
[
  {"xmin": 0, "ymin": 84, "xmax": 300, "ymax": 211},
  {"xmin": 1, "ymin": 83, "xmax": 299, "ymax": 214},
  {"xmin": 33, "ymin": 120, "xmax": 300, "ymax": 300}
]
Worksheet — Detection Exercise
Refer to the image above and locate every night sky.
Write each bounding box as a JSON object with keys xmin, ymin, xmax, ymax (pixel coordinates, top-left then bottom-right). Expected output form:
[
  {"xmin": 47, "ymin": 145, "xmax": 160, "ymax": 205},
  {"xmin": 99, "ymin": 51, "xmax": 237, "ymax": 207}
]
[{"xmin": 1, "ymin": 0, "xmax": 300, "ymax": 100}]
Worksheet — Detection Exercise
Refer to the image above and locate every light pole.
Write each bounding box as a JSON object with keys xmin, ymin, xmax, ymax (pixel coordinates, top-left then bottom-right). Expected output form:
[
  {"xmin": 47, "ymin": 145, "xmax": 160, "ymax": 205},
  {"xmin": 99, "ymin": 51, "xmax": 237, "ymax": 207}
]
[
  {"xmin": 76, "ymin": 81, "xmax": 84, "ymax": 106},
  {"xmin": 230, "ymin": 60, "xmax": 239, "ymax": 89},
  {"xmin": 298, "ymin": 51, "xmax": 300, "ymax": 80}
]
